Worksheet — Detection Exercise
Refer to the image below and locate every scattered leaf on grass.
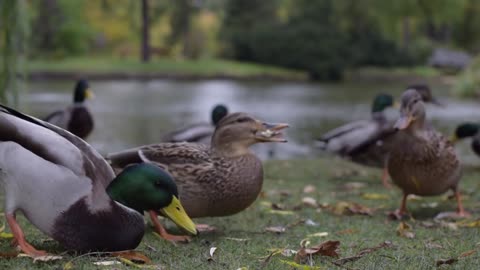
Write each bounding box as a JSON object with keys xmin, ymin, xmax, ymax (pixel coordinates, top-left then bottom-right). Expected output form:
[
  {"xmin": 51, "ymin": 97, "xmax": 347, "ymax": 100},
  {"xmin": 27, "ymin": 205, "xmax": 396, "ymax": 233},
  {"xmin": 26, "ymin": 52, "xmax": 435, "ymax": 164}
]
[
  {"xmin": 459, "ymin": 249, "xmax": 476, "ymax": 258},
  {"xmin": 110, "ymin": 250, "xmax": 152, "ymax": 264},
  {"xmin": 63, "ymin": 261, "xmax": 74, "ymax": 270},
  {"xmin": 294, "ymin": 240, "xmax": 340, "ymax": 264},
  {"xmin": 0, "ymin": 223, "xmax": 13, "ymax": 239},
  {"xmin": 265, "ymin": 226, "xmax": 286, "ymax": 234},
  {"xmin": 93, "ymin": 261, "xmax": 121, "ymax": 266},
  {"xmin": 302, "ymin": 197, "xmax": 318, "ymax": 208},
  {"xmin": 397, "ymin": 222, "xmax": 415, "ymax": 239},
  {"xmin": 208, "ymin": 247, "xmax": 217, "ymax": 261},
  {"xmin": 305, "ymin": 219, "xmax": 319, "ymax": 226},
  {"xmin": 271, "ymin": 203, "xmax": 286, "ymax": 210},
  {"xmin": 267, "ymin": 209, "xmax": 295, "ymax": 215},
  {"xmin": 332, "ymin": 201, "xmax": 374, "ymax": 216},
  {"xmin": 223, "ymin": 237, "xmax": 249, "ymax": 242},
  {"xmin": 196, "ymin": 224, "xmax": 217, "ymax": 233},
  {"xmin": 17, "ymin": 253, "xmax": 63, "ymax": 263},
  {"xmin": 457, "ymin": 219, "xmax": 480, "ymax": 228},
  {"xmin": 436, "ymin": 258, "xmax": 458, "ymax": 267},
  {"xmin": 303, "ymin": 185, "xmax": 316, "ymax": 194},
  {"xmin": 334, "ymin": 241, "xmax": 392, "ymax": 266},
  {"xmin": 361, "ymin": 193, "xmax": 389, "ymax": 200},
  {"xmin": 307, "ymin": 232, "xmax": 329, "ymax": 238},
  {"xmin": 425, "ymin": 241, "xmax": 443, "ymax": 249}
]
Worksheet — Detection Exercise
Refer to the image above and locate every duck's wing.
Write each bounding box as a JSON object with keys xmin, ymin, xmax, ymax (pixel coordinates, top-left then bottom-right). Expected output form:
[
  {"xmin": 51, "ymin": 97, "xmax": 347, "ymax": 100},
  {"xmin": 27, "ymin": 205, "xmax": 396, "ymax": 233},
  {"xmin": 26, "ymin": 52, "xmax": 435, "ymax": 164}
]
[
  {"xmin": 44, "ymin": 107, "xmax": 71, "ymax": 129},
  {"xmin": 315, "ymin": 120, "xmax": 380, "ymax": 155},
  {"xmin": 0, "ymin": 104, "xmax": 114, "ymax": 187},
  {"xmin": 161, "ymin": 123, "xmax": 214, "ymax": 143}
]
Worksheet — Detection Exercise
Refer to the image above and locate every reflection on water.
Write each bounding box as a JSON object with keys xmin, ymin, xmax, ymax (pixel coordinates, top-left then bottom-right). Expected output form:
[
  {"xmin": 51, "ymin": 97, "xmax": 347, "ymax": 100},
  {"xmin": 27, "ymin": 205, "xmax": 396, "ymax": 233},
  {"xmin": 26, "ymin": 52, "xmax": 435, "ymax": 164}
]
[{"xmin": 21, "ymin": 79, "xmax": 480, "ymax": 163}]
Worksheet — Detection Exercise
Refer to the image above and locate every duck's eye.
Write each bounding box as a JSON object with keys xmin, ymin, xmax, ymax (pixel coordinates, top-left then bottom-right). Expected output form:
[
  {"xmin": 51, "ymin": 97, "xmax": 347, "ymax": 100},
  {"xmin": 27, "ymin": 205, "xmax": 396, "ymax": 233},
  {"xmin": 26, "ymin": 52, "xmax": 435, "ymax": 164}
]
[{"xmin": 154, "ymin": 181, "xmax": 162, "ymax": 188}]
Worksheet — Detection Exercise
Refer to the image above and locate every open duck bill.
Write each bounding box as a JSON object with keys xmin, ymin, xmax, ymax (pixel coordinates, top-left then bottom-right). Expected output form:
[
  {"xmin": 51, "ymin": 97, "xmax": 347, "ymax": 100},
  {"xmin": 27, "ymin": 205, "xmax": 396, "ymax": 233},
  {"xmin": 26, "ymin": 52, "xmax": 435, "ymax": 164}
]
[
  {"xmin": 394, "ymin": 114, "xmax": 415, "ymax": 130},
  {"xmin": 255, "ymin": 122, "xmax": 289, "ymax": 142},
  {"xmin": 159, "ymin": 196, "xmax": 197, "ymax": 235}
]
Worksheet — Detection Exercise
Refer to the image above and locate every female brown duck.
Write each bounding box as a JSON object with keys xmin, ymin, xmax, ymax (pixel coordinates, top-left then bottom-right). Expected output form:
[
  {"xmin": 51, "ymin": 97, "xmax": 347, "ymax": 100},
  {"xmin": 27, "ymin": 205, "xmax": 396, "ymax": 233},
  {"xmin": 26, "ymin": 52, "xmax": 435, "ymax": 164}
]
[
  {"xmin": 387, "ymin": 89, "xmax": 467, "ymax": 218},
  {"xmin": 108, "ymin": 112, "xmax": 288, "ymax": 241}
]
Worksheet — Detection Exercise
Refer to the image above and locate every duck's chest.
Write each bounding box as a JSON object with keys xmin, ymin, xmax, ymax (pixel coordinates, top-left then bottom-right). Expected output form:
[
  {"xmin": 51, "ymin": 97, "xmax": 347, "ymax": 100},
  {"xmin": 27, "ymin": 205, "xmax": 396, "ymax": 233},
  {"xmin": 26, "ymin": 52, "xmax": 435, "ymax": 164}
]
[
  {"xmin": 52, "ymin": 198, "xmax": 144, "ymax": 252},
  {"xmin": 68, "ymin": 107, "xmax": 94, "ymax": 139}
]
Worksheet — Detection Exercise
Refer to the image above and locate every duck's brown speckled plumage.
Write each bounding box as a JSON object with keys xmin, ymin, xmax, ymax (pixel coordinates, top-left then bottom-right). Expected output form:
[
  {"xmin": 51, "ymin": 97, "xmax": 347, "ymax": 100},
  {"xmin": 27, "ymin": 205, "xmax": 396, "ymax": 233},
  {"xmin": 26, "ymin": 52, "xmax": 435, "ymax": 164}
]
[
  {"xmin": 108, "ymin": 112, "xmax": 287, "ymax": 218},
  {"xmin": 387, "ymin": 89, "xmax": 466, "ymax": 217},
  {"xmin": 388, "ymin": 129, "xmax": 461, "ymax": 196}
]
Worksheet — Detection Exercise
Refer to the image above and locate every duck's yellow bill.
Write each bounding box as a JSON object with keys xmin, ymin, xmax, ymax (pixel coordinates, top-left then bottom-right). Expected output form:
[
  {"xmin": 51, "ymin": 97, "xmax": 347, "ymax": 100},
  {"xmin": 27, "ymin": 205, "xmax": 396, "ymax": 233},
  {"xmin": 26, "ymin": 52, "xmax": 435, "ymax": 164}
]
[
  {"xmin": 394, "ymin": 115, "xmax": 414, "ymax": 130},
  {"xmin": 159, "ymin": 196, "xmax": 197, "ymax": 235},
  {"xmin": 85, "ymin": 88, "xmax": 95, "ymax": 99}
]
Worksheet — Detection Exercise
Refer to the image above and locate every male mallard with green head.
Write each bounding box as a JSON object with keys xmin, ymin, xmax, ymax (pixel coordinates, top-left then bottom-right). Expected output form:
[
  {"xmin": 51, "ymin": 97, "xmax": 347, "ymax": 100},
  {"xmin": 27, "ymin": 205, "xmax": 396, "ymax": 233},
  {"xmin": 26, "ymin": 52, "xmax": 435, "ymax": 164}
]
[
  {"xmin": 108, "ymin": 112, "xmax": 288, "ymax": 241},
  {"xmin": 451, "ymin": 122, "xmax": 480, "ymax": 157},
  {"xmin": 162, "ymin": 104, "xmax": 229, "ymax": 144},
  {"xmin": 387, "ymin": 89, "xmax": 468, "ymax": 218},
  {"xmin": 0, "ymin": 104, "xmax": 196, "ymax": 256},
  {"xmin": 44, "ymin": 79, "xmax": 94, "ymax": 139}
]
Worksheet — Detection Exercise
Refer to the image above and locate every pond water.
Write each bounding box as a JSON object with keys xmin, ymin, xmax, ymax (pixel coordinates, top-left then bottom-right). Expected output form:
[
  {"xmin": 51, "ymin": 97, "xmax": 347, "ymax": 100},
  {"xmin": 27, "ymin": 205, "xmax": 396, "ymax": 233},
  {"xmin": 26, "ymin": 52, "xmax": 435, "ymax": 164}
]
[{"xmin": 20, "ymin": 79, "xmax": 480, "ymax": 163}]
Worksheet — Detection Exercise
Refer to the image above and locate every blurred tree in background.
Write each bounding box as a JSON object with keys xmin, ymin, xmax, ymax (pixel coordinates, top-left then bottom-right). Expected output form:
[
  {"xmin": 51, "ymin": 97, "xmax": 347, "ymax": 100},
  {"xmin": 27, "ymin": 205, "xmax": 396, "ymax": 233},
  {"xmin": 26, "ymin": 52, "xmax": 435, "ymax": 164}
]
[
  {"xmin": 3, "ymin": 0, "xmax": 480, "ymax": 81},
  {"xmin": 0, "ymin": 0, "xmax": 29, "ymax": 106}
]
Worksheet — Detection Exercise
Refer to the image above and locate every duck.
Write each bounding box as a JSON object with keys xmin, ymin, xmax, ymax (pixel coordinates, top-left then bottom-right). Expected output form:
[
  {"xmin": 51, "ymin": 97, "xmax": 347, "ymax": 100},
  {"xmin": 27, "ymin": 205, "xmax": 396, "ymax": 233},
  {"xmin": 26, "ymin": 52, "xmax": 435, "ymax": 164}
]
[
  {"xmin": 387, "ymin": 89, "xmax": 467, "ymax": 218},
  {"xmin": 44, "ymin": 79, "xmax": 94, "ymax": 139},
  {"xmin": 0, "ymin": 104, "xmax": 196, "ymax": 256},
  {"xmin": 315, "ymin": 85, "xmax": 441, "ymax": 187},
  {"xmin": 108, "ymin": 112, "xmax": 288, "ymax": 241},
  {"xmin": 161, "ymin": 104, "xmax": 229, "ymax": 144},
  {"xmin": 451, "ymin": 122, "xmax": 480, "ymax": 157}
]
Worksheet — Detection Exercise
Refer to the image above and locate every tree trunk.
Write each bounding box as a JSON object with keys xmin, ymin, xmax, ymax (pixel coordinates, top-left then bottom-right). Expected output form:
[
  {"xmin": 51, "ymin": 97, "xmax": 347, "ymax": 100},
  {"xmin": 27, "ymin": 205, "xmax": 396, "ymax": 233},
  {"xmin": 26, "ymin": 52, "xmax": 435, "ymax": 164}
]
[{"xmin": 141, "ymin": 0, "xmax": 150, "ymax": 62}]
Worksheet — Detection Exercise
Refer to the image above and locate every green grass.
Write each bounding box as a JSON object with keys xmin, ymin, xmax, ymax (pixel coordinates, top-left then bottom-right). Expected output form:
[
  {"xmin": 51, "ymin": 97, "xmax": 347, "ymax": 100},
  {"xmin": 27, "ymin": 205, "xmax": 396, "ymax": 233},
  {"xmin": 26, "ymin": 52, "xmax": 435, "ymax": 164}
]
[
  {"xmin": 27, "ymin": 57, "xmax": 307, "ymax": 80},
  {"xmin": 1, "ymin": 158, "xmax": 480, "ymax": 269}
]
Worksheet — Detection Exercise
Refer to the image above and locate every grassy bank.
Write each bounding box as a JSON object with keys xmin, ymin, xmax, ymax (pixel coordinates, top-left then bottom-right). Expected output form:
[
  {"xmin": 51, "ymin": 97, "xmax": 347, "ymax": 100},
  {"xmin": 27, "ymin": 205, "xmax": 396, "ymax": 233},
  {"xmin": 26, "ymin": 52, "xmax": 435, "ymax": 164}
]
[
  {"xmin": 1, "ymin": 157, "xmax": 480, "ymax": 269},
  {"xmin": 27, "ymin": 57, "xmax": 307, "ymax": 80}
]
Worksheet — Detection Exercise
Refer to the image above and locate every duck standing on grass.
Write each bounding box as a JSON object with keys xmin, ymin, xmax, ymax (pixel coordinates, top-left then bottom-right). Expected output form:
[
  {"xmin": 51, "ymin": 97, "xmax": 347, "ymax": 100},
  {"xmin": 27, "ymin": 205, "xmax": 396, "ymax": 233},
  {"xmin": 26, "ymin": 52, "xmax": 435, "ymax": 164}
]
[
  {"xmin": 44, "ymin": 79, "xmax": 94, "ymax": 139},
  {"xmin": 387, "ymin": 89, "xmax": 468, "ymax": 219},
  {"xmin": 0, "ymin": 104, "xmax": 196, "ymax": 256},
  {"xmin": 316, "ymin": 85, "xmax": 442, "ymax": 188},
  {"xmin": 162, "ymin": 104, "xmax": 229, "ymax": 144},
  {"xmin": 451, "ymin": 122, "xmax": 480, "ymax": 157},
  {"xmin": 108, "ymin": 112, "xmax": 288, "ymax": 242}
]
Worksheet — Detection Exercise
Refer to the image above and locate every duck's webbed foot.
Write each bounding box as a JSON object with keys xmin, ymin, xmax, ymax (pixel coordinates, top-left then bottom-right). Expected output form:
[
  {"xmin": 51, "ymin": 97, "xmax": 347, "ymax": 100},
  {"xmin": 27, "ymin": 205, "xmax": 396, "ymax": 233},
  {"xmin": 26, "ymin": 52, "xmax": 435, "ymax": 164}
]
[
  {"xmin": 149, "ymin": 211, "xmax": 191, "ymax": 243},
  {"xmin": 7, "ymin": 213, "xmax": 47, "ymax": 257}
]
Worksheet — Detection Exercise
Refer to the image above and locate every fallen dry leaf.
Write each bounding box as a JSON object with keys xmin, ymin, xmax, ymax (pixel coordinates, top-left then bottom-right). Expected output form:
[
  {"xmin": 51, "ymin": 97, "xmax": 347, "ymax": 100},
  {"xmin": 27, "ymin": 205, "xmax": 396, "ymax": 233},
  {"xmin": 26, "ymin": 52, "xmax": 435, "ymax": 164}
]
[
  {"xmin": 63, "ymin": 261, "xmax": 74, "ymax": 270},
  {"xmin": 0, "ymin": 251, "xmax": 19, "ymax": 258},
  {"xmin": 303, "ymin": 185, "xmax": 316, "ymax": 193},
  {"xmin": 459, "ymin": 249, "xmax": 476, "ymax": 258},
  {"xmin": 361, "ymin": 193, "xmax": 389, "ymax": 200},
  {"xmin": 334, "ymin": 241, "xmax": 392, "ymax": 266},
  {"xmin": 223, "ymin": 237, "xmax": 248, "ymax": 242},
  {"xmin": 305, "ymin": 219, "xmax": 319, "ymax": 226},
  {"xmin": 307, "ymin": 232, "xmax": 329, "ymax": 238},
  {"xmin": 294, "ymin": 240, "xmax": 340, "ymax": 264},
  {"xmin": 196, "ymin": 224, "xmax": 217, "ymax": 233},
  {"xmin": 271, "ymin": 203, "xmax": 286, "ymax": 210},
  {"xmin": 436, "ymin": 258, "xmax": 458, "ymax": 267},
  {"xmin": 332, "ymin": 201, "xmax": 374, "ymax": 216},
  {"xmin": 266, "ymin": 209, "xmax": 295, "ymax": 215},
  {"xmin": 397, "ymin": 222, "xmax": 415, "ymax": 239},
  {"xmin": 17, "ymin": 253, "xmax": 63, "ymax": 263},
  {"xmin": 302, "ymin": 197, "xmax": 318, "ymax": 208},
  {"xmin": 265, "ymin": 226, "xmax": 286, "ymax": 234},
  {"xmin": 208, "ymin": 247, "xmax": 217, "ymax": 262},
  {"xmin": 110, "ymin": 250, "xmax": 152, "ymax": 264},
  {"xmin": 425, "ymin": 241, "xmax": 443, "ymax": 249},
  {"xmin": 0, "ymin": 223, "xmax": 13, "ymax": 239},
  {"xmin": 93, "ymin": 260, "xmax": 121, "ymax": 266},
  {"xmin": 457, "ymin": 219, "xmax": 480, "ymax": 228}
]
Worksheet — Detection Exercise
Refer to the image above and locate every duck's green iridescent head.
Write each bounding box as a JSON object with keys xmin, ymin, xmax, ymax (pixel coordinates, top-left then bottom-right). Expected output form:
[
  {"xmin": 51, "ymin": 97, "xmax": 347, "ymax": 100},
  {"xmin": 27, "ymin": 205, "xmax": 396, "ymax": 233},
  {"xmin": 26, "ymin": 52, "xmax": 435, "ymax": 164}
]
[
  {"xmin": 211, "ymin": 104, "xmax": 228, "ymax": 125},
  {"xmin": 106, "ymin": 163, "xmax": 197, "ymax": 235},
  {"xmin": 371, "ymin": 94, "xmax": 395, "ymax": 113},
  {"xmin": 452, "ymin": 123, "xmax": 480, "ymax": 142},
  {"xmin": 73, "ymin": 79, "xmax": 94, "ymax": 103}
]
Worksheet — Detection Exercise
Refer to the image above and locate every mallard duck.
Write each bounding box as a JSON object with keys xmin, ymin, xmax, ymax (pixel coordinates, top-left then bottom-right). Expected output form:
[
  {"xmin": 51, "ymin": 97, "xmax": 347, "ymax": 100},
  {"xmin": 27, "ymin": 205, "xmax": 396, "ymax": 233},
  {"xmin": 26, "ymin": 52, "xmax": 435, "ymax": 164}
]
[
  {"xmin": 161, "ymin": 104, "xmax": 229, "ymax": 144},
  {"xmin": 44, "ymin": 79, "xmax": 94, "ymax": 139},
  {"xmin": 451, "ymin": 122, "xmax": 480, "ymax": 157},
  {"xmin": 108, "ymin": 112, "xmax": 288, "ymax": 241},
  {"xmin": 387, "ymin": 89, "xmax": 467, "ymax": 218},
  {"xmin": 0, "ymin": 104, "xmax": 196, "ymax": 256},
  {"xmin": 316, "ymin": 85, "xmax": 441, "ymax": 187}
]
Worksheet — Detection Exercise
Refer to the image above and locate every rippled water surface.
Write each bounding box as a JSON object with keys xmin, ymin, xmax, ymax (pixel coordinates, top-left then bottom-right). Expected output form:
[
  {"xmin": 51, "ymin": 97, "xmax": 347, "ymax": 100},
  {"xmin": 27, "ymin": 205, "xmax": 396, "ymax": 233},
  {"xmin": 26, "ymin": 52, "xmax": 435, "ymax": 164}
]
[{"xmin": 21, "ymin": 79, "xmax": 480, "ymax": 163}]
